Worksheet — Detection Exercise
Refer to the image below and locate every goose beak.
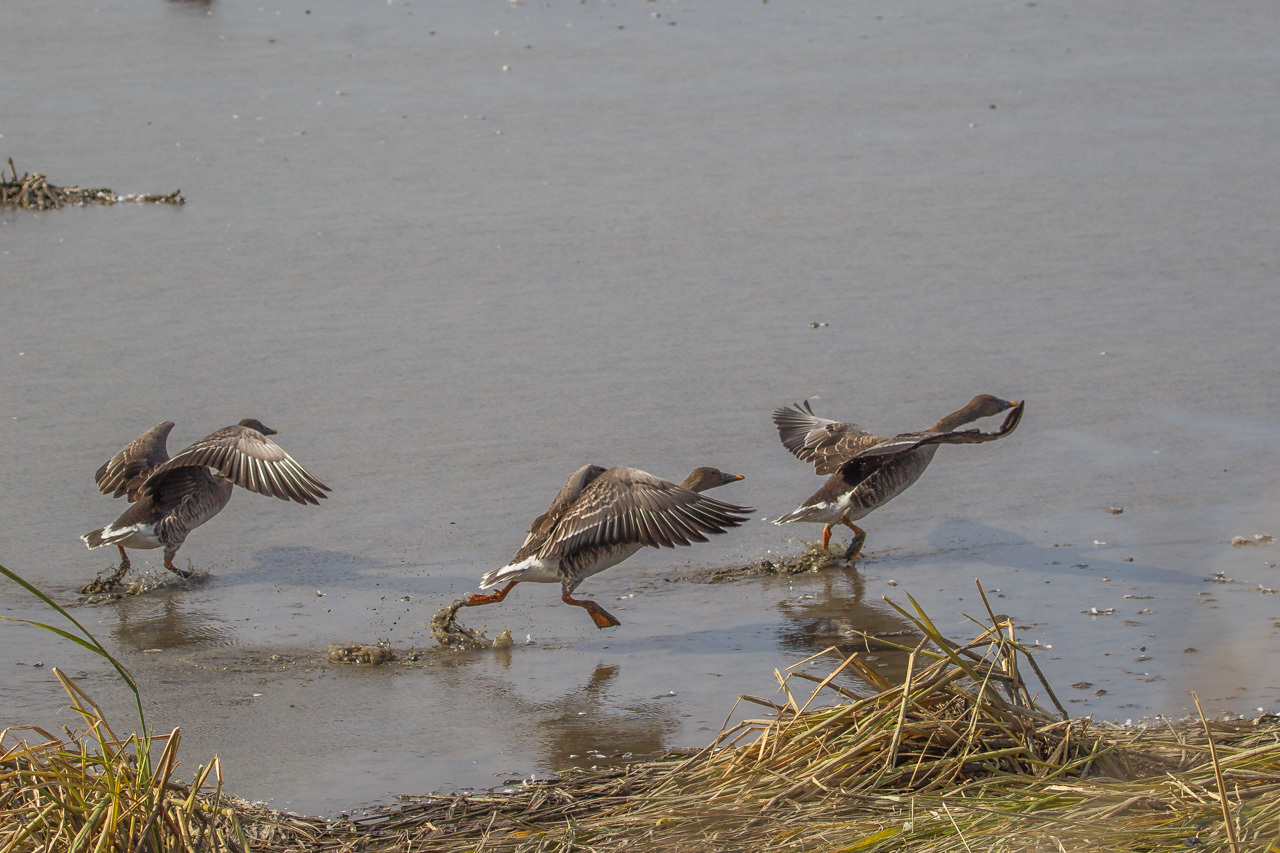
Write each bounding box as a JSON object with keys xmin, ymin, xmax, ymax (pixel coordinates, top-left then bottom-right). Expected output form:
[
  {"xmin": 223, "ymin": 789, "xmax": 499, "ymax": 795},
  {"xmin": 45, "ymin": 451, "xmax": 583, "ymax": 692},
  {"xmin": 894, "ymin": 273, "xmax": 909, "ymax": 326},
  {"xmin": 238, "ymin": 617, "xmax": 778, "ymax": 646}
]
[
  {"xmin": 263, "ymin": 426, "xmax": 278, "ymax": 436},
  {"xmin": 722, "ymin": 473, "xmax": 745, "ymax": 484}
]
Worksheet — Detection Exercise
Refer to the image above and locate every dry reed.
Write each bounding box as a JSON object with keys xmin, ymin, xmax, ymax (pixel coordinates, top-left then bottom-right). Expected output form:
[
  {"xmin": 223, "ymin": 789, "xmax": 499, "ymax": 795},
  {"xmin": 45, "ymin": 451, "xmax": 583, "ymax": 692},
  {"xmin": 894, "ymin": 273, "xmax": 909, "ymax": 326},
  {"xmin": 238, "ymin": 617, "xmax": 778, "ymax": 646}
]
[{"xmin": 0, "ymin": 669, "xmax": 244, "ymax": 853}]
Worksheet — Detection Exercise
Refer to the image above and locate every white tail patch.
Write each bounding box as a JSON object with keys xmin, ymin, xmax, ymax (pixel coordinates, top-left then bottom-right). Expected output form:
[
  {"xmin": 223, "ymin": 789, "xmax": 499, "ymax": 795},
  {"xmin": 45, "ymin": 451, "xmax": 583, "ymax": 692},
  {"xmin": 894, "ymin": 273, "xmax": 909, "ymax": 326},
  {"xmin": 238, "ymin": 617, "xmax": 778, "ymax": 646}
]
[
  {"xmin": 773, "ymin": 501, "xmax": 833, "ymax": 526},
  {"xmin": 480, "ymin": 554, "xmax": 559, "ymax": 588},
  {"xmin": 83, "ymin": 522, "xmax": 161, "ymax": 550}
]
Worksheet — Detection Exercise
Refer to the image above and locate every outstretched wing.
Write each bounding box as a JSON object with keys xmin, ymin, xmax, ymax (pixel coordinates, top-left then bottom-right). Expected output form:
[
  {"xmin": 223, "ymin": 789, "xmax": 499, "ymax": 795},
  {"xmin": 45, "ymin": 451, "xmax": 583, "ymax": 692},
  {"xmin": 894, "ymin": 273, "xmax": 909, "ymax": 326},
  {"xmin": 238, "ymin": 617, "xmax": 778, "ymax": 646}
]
[
  {"xmin": 539, "ymin": 467, "xmax": 753, "ymax": 557},
  {"xmin": 95, "ymin": 421, "xmax": 175, "ymax": 501},
  {"xmin": 836, "ymin": 400, "xmax": 1025, "ymax": 483},
  {"xmin": 772, "ymin": 401, "xmax": 881, "ymax": 474},
  {"xmin": 146, "ymin": 424, "xmax": 330, "ymax": 504}
]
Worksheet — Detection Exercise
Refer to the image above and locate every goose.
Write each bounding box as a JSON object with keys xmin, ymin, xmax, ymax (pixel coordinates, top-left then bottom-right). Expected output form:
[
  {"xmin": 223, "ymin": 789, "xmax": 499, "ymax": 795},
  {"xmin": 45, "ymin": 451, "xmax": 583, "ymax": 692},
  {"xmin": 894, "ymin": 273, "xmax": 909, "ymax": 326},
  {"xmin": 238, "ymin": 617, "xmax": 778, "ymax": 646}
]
[
  {"xmin": 82, "ymin": 418, "xmax": 329, "ymax": 590},
  {"xmin": 773, "ymin": 396, "xmax": 1023, "ymax": 559},
  {"xmin": 468, "ymin": 465, "xmax": 753, "ymax": 628}
]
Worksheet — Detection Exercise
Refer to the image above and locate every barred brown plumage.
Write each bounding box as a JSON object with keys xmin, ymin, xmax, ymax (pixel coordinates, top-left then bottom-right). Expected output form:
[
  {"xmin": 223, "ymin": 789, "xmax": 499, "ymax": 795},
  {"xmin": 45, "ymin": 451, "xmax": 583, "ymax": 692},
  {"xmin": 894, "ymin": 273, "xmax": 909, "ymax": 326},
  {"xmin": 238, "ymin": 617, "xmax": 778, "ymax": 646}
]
[{"xmin": 468, "ymin": 465, "xmax": 753, "ymax": 629}]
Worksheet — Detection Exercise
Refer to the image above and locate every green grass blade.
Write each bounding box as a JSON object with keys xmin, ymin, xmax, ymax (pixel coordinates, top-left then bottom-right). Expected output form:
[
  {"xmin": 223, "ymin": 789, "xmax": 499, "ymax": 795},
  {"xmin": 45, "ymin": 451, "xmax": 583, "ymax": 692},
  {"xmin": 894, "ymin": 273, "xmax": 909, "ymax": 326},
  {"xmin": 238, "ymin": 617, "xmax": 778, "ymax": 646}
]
[{"xmin": 0, "ymin": 561, "xmax": 146, "ymax": 731}]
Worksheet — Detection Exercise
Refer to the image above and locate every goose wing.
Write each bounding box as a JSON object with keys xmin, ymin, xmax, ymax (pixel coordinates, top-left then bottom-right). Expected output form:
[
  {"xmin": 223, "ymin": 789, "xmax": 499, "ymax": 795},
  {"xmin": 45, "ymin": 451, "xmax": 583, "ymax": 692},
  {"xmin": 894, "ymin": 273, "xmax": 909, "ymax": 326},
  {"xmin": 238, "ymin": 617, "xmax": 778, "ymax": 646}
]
[
  {"xmin": 146, "ymin": 424, "xmax": 330, "ymax": 504},
  {"xmin": 538, "ymin": 467, "xmax": 753, "ymax": 558},
  {"xmin": 834, "ymin": 401, "xmax": 1025, "ymax": 485},
  {"xmin": 95, "ymin": 421, "xmax": 175, "ymax": 501},
  {"xmin": 772, "ymin": 401, "xmax": 882, "ymax": 474},
  {"xmin": 509, "ymin": 465, "xmax": 609, "ymax": 561}
]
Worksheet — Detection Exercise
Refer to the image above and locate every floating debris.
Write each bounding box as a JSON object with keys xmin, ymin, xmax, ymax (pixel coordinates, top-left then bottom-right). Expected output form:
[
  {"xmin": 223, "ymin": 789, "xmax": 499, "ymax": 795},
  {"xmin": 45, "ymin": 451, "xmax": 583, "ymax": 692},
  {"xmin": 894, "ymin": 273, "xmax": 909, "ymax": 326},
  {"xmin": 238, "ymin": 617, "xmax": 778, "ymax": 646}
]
[
  {"xmin": 327, "ymin": 640, "xmax": 395, "ymax": 665},
  {"xmin": 428, "ymin": 598, "xmax": 506, "ymax": 650},
  {"xmin": 1231, "ymin": 534, "xmax": 1273, "ymax": 547},
  {"xmin": 1107, "ymin": 506, "xmax": 1124, "ymax": 514},
  {"xmin": 1, "ymin": 158, "xmax": 183, "ymax": 210}
]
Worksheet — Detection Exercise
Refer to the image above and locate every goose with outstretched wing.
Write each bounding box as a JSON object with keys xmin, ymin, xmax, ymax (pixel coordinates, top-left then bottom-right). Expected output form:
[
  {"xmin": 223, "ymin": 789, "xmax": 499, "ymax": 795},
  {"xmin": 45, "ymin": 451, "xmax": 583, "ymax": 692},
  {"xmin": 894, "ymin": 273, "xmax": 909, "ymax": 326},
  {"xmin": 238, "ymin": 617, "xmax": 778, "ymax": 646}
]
[
  {"xmin": 82, "ymin": 419, "xmax": 329, "ymax": 591},
  {"xmin": 773, "ymin": 396, "xmax": 1023, "ymax": 559},
  {"xmin": 468, "ymin": 465, "xmax": 753, "ymax": 628}
]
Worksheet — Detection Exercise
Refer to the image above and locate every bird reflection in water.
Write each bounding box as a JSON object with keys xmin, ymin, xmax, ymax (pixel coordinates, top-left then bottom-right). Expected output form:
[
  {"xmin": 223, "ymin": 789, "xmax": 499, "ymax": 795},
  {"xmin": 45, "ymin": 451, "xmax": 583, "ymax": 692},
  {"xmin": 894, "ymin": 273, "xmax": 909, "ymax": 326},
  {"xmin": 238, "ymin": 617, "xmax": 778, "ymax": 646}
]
[
  {"xmin": 434, "ymin": 657, "xmax": 680, "ymax": 776},
  {"xmin": 531, "ymin": 663, "xmax": 678, "ymax": 772},
  {"xmin": 775, "ymin": 571, "xmax": 921, "ymax": 690},
  {"xmin": 109, "ymin": 591, "xmax": 235, "ymax": 652}
]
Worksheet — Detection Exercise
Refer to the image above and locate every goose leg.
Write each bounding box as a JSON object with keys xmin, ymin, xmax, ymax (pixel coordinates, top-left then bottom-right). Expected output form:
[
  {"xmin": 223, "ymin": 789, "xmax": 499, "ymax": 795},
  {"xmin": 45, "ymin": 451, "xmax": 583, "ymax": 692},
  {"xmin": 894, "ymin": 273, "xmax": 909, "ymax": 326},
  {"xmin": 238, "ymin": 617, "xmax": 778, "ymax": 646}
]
[
  {"xmin": 841, "ymin": 520, "xmax": 867, "ymax": 561},
  {"xmin": 561, "ymin": 592, "xmax": 621, "ymax": 629},
  {"xmin": 821, "ymin": 524, "xmax": 832, "ymax": 550},
  {"xmin": 103, "ymin": 546, "xmax": 132, "ymax": 585},
  {"xmin": 467, "ymin": 581, "xmax": 519, "ymax": 607},
  {"xmin": 162, "ymin": 544, "xmax": 194, "ymax": 579},
  {"xmin": 80, "ymin": 546, "xmax": 133, "ymax": 594}
]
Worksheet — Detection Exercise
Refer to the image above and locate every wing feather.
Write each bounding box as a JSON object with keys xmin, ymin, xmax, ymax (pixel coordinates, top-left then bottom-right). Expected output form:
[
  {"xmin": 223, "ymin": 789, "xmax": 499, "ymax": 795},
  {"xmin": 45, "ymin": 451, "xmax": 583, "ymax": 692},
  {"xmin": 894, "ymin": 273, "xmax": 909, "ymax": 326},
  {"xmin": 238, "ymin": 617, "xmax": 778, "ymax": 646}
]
[
  {"xmin": 772, "ymin": 402, "xmax": 881, "ymax": 474},
  {"xmin": 537, "ymin": 466, "xmax": 752, "ymax": 558},
  {"xmin": 144, "ymin": 423, "xmax": 330, "ymax": 503},
  {"xmin": 94, "ymin": 421, "xmax": 174, "ymax": 501}
]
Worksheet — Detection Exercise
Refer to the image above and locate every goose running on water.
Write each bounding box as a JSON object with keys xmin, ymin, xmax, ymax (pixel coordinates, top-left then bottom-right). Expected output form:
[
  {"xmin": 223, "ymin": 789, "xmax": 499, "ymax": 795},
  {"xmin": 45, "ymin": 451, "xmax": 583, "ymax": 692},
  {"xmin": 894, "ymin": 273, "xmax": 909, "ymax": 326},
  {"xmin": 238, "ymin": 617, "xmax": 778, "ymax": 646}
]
[
  {"xmin": 468, "ymin": 465, "xmax": 753, "ymax": 628},
  {"xmin": 773, "ymin": 395, "xmax": 1024, "ymax": 559},
  {"xmin": 81, "ymin": 419, "xmax": 330, "ymax": 590}
]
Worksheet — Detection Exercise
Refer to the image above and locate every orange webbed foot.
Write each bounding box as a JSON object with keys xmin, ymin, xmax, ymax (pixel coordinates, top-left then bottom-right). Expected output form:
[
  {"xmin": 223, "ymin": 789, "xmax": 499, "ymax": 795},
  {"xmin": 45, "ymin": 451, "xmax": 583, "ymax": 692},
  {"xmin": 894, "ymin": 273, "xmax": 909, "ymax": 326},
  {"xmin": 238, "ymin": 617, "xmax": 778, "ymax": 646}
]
[{"xmin": 562, "ymin": 592, "xmax": 621, "ymax": 629}]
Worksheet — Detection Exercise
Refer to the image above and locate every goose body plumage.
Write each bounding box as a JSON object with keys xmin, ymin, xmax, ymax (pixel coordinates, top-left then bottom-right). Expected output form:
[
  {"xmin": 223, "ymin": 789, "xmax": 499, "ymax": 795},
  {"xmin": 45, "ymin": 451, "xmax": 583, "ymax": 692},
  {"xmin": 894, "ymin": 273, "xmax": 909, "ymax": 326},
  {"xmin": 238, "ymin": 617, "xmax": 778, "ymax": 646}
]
[{"xmin": 469, "ymin": 465, "xmax": 753, "ymax": 628}]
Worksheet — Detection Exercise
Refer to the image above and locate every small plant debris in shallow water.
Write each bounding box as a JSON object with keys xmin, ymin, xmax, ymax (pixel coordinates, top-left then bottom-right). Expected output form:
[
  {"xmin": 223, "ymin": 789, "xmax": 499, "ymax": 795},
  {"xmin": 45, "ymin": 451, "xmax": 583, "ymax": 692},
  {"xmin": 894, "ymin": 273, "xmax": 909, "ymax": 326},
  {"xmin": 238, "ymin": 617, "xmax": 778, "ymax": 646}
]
[
  {"xmin": 79, "ymin": 566, "xmax": 209, "ymax": 601},
  {"xmin": 1, "ymin": 158, "xmax": 184, "ymax": 209},
  {"xmin": 328, "ymin": 640, "xmax": 396, "ymax": 665},
  {"xmin": 698, "ymin": 540, "xmax": 848, "ymax": 583}
]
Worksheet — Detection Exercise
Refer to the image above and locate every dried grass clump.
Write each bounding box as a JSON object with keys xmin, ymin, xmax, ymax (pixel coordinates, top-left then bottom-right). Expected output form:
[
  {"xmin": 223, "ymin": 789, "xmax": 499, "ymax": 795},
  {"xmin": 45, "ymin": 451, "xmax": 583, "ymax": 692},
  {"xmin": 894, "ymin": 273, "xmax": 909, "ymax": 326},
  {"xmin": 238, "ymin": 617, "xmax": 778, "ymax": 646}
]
[
  {"xmin": 0, "ymin": 669, "xmax": 244, "ymax": 853},
  {"xmin": 1, "ymin": 158, "xmax": 183, "ymax": 209}
]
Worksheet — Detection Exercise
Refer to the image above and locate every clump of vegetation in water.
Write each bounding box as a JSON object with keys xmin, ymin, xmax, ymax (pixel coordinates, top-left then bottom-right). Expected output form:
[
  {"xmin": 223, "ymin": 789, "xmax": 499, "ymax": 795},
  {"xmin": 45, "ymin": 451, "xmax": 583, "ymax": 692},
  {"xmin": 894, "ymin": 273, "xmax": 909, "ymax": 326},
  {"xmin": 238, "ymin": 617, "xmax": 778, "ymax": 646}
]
[
  {"xmin": 698, "ymin": 539, "xmax": 848, "ymax": 583},
  {"xmin": 327, "ymin": 640, "xmax": 396, "ymax": 665},
  {"xmin": 1, "ymin": 158, "xmax": 183, "ymax": 209}
]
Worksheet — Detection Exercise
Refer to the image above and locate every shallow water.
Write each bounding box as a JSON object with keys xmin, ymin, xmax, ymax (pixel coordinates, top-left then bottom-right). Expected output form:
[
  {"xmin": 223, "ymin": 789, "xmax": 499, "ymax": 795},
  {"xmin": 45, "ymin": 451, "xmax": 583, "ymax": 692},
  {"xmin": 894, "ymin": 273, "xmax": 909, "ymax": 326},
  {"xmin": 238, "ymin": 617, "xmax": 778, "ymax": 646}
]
[{"xmin": 2, "ymin": 0, "xmax": 1279, "ymax": 816}]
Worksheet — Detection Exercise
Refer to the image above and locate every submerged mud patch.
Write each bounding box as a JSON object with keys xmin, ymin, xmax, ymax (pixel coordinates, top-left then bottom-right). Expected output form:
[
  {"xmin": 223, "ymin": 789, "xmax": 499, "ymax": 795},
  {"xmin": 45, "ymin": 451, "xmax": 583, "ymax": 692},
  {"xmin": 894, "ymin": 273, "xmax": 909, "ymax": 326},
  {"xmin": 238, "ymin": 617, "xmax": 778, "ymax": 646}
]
[{"xmin": 684, "ymin": 541, "xmax": 850, "ymax": 584}]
